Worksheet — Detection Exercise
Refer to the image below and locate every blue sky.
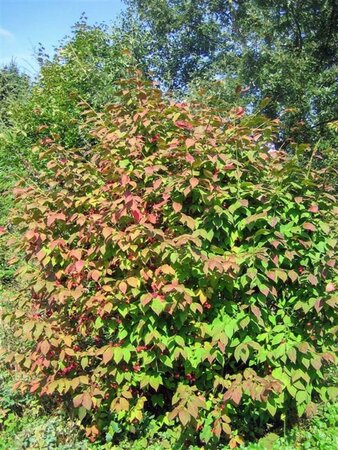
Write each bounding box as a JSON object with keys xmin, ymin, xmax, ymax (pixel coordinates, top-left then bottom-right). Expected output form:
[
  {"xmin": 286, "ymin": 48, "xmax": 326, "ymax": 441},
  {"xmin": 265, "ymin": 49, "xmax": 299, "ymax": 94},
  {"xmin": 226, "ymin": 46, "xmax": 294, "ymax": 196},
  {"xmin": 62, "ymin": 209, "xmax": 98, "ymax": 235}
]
[{"xmin": 0, "ymin": 0, "xmax": 125, "ymax": 76}]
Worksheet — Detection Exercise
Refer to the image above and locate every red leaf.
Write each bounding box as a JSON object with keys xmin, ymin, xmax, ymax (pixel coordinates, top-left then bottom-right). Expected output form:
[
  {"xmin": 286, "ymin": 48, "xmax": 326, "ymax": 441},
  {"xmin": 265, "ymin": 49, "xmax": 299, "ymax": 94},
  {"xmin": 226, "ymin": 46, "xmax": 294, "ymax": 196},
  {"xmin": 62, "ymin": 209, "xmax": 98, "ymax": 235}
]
[
  {"xmin": 235, "ymin": 107, "xmax": 245, "ymax": 117},
  {"xmin": 223, "ymin": 163, "xmax": 235, "ymax": 171},
  {"xmin": 75, "ymin": 260, "xmax": 85, "ymax": 272},
  {"xmin": 132, "ymin": 209, "xmax": 142, "ymax": 223},
  {"xmin": 0, "ymin": 226, "xmax": 6, "ymax": 234},
  {"xmin": 326, "ymin": 282, "xmax": 335, "ymax": 292},
  {"xmin": 174, "ymin": 120, "xmax": 193, "ymax": 131},
  {"xmin": 308, "ymin": 205, "xmax": 319, "ymax": 213},
  {"xmin": 185, "ymin": 153, "xmax": 195, "ymax": 164}
]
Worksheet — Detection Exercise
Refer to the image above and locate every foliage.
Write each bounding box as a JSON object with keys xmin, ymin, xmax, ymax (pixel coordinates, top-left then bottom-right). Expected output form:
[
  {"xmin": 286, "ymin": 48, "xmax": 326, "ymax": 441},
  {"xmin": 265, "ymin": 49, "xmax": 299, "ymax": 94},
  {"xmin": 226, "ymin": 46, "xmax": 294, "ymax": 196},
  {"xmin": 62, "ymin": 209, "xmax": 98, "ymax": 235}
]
[
  {"xmin": 0, "ymin": 63, "xmax": 30, "ymax": 285},
  {"xmin": 6, "ymin": 18, "xmax": 138, "ymax": 163},
  {"xmin": 0, "ymin": 407, "xmax": 90, "ymax": 449},
  {"xmin": 0, "ymin": 62, "xmax": 29, "ymax": 126},
  {"xmin": 0, "ymin": 21, "xmax": 139, "ymax": 284},
  {"xmin": 123, "ymin": 0, "xmax": 338, "ymax": 149},
  {"xmin": 2, "ymin": 74, "xmax": 337, "ymax": 446},
  {"xmin": 242, "ymin": 402, "xmax": 338, "ymax": 450},
  {"xmin": 0, "ymin": 62, "xmax": 29, "ymax": 225}
]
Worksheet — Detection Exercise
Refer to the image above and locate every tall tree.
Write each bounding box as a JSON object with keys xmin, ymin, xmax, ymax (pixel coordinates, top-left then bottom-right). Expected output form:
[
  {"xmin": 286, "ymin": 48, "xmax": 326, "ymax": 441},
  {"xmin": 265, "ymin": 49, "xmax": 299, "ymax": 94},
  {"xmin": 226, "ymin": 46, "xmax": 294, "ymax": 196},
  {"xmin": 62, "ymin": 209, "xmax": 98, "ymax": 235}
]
[{"xmin": 123, "ymin": 0, "xmax": 338, "ymax": 150}]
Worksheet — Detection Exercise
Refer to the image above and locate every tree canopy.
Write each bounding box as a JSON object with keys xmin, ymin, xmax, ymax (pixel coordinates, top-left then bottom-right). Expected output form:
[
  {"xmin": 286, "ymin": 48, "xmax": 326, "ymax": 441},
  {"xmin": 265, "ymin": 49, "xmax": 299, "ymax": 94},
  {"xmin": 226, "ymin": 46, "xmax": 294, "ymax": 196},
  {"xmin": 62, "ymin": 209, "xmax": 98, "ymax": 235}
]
[{"xmin": 123, "ymin": 0, "xmax": 338, "ymax": 149}]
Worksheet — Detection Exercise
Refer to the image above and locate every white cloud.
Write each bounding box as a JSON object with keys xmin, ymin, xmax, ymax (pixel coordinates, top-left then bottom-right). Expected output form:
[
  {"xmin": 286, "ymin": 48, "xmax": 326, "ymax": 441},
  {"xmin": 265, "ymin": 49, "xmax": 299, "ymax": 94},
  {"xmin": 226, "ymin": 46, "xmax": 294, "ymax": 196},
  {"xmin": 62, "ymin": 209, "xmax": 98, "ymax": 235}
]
[{"xmin": 0, "ymin": 27, "xmax": 14, "ymax": 41}]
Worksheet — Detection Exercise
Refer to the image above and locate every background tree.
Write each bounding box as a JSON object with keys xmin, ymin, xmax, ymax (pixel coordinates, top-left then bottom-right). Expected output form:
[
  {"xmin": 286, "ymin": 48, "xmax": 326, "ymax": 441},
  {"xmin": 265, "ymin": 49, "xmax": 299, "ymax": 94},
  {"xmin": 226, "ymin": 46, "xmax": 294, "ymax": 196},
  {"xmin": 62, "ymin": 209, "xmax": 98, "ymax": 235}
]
[
  {"xmin": 123, "ymin": 0, "xmax": 338, "ymax": 151},
  {"xmin": 0, "ymin": 62, "xmax": 30, "ymax": 284},
  {"xmin": 0, "ymin": 61, "xmax": 29, "ymax": 126},
  {"xmin": 9, "ymin": 18, "xmax": 139, "ymax": 153}
]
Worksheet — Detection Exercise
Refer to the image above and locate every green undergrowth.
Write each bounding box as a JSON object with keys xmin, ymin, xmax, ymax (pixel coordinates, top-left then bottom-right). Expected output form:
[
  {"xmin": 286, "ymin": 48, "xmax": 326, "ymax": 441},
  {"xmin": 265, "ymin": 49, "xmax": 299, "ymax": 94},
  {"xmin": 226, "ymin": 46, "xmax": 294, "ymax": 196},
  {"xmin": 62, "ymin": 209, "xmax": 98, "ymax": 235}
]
[
  {"xmin": 0, "ymin": 394, "xmax": 336, "ymax": 449},
  {"xmin": 242, "ymin": 401, "xmax": 338, "ymax": 450}
]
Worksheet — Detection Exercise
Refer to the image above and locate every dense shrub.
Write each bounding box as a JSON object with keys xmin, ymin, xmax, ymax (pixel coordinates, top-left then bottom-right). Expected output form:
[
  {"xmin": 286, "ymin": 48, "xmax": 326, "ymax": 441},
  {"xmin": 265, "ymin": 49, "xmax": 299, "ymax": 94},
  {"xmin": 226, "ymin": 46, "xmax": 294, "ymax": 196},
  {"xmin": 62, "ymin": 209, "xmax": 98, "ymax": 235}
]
[{"xmin": 3, "ymin": 75, "xmax": 337, "ymax": 446}]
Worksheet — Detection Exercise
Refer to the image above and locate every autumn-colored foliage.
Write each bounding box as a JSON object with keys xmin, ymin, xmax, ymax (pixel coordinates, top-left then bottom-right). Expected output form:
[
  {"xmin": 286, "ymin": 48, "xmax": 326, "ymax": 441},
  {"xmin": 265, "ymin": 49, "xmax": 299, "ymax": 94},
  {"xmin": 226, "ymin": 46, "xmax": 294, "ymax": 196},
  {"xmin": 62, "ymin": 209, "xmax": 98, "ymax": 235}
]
[{"xmin": 3, "ymin": 75, "xmax": 337, "ymax": 444}]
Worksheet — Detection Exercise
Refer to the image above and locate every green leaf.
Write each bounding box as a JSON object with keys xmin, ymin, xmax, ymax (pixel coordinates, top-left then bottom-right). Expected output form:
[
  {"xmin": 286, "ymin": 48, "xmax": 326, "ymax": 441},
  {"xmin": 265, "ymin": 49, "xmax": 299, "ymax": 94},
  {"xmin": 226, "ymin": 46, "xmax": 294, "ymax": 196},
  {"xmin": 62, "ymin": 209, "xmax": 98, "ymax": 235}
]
[{"xmin": 114, "ymin": 347, "xmax": 124, "ymax": 364}]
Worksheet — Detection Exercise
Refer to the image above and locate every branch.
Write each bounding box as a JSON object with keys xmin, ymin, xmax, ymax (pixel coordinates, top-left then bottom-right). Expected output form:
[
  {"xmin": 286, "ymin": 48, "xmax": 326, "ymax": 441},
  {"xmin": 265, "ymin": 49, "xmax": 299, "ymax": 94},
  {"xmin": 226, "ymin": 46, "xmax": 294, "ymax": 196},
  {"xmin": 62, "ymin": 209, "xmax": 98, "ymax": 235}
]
[{"xmin": 311, "ymin": 117, "xmax": 338, "ymax": 129}]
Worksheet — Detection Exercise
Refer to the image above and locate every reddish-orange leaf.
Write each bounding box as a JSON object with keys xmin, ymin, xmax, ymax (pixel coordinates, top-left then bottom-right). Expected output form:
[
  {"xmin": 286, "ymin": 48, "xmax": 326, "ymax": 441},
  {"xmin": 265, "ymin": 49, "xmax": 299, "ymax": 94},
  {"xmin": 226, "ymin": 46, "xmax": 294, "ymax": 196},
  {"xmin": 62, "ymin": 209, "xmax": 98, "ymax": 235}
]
[
  {"xmin": 189, "ymin": 177, "xmax": 199, "ymax": 188},
  {"xmin": 70, "ymin": 249, "xmax": 82, "ymax": 260},
  {"xmin": 185, "ymin": 153, "xmax": 195, "ymax": 164},
  {"xmin": 175, "ymin": 120, "xmax": 193, "ymax": 131},
  {"xmin": 303, "ymin": 222, "xmax": 316, "ymax": 232},
  {"xmin": 235, "ymin": 106, "xmax": 245, "ymax": 117},
  {"xmin": 75, "ymin": 260, "xmax": 85, "ymax": 272},
  {"xmin": 308, "ymin": 274, "xmax": 318, "ymax": 285},
  {"xmin": 173, "ymin": 202, "xmax": 182, "ymax": 213},
  {"xmin": 73, "ymin": 394, "xmax": 83, "ymax": 408},
  {"xmin": 185, "ymin": 138, "xmax": 195, "ymax": 149},
  {"xmin": 308, "ymin": 205, "xmax": 319, "ymax": 213},
  {"xmin": 103, "ymin": 347, "xmax": 114, "ymax": 364},
  {"xmin": 132, "ymin": 209, "xmax": 142, "ymax": 223},
  {"xmin": 326, "ymin": 282, "xmax": 335, "ymax": 292},
  {"xmin": 91, "ymin": 270, "xmax": 101, "ymax": 282},
  {"xmin": 102, "ymin": 227, "xmax": 113, "ymax": 239},
  {"xmin": 30, "ymin": 382, "xmax": 40, "ymax": 393},
  {"xmin": 40, "ymin": 340, "xmax": 50, "ymax": 356},
  {"xmin": 119, "ymin": 281, "xmax": 127, "ymax": 294},
  {"xmin": 250, "ymin": 305, "xmax": 261, "ymax": 319},
  {"xmin": 288, "ymin": 270, "xmax": 298, "ymax": 282},
  {"xmin": 231, "ymin": 387, "xmax": 242, "ymax": 405},
  {"xmin": 82, "ymin": 392, "xmax": 93, "ymax": 410}
]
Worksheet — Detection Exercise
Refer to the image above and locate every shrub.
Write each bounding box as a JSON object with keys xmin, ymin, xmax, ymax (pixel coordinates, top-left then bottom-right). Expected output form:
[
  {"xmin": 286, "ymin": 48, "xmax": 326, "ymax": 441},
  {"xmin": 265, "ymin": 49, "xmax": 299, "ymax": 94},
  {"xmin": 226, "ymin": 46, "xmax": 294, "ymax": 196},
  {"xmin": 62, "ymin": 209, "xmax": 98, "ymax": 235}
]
[{"xmin": 3, "ymin": 75, "xmax": 337, "ymax": 446}]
